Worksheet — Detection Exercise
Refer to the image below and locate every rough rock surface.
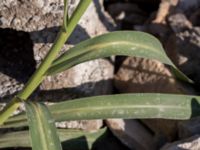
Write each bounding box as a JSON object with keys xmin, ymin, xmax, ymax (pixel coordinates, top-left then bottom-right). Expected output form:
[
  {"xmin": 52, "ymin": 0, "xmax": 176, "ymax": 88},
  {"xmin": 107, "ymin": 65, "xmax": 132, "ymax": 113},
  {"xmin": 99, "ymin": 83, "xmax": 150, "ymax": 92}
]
[
  {"xmin": 56, "ymin": 119, "xmax": 103, "ymax": 131},
  {"xmin": 115, "ymin": 57, "xmax": 187, "ymax": 94},
  {"xmin": 106, "ymin": 0, "xmax": 200, "ymax": 149},
  {"xmin": 0, "ymin": 0, "xmax": 114, "ymax": 100},
  {"xmin": 106, "ymin": 119, "xmax": 156, "ymax": 150},
  {"xmin": 107, "ymin": 2, "xmax": 147, "ymax": 26},
  {"xmin": 166, "ymin": 12, "xmax": 200, "ymax": 87},
  {"xmin": 161, "ymin": 135, "xmax": 200, "ymax": 150},
  {"xmin": 178, "ymin": 0, "xmax": 200, "ymax": 11},
  {"xmin": 142, "ymin": 119, "xmax": 179, "ymax": 142},
  {"xmin": 178, "ymin": 117, "xmax": 200, "ymax": 139},
  {"xmin": 113, "ymin": 56, "xmax": 195, "ymax": 147},
  {"xmin": 153, "ymin": 0, "xmax": 178, "ymax": 24},
  {"xmin": 0, "ymin": 0, "xmax": 115, "ymax": 130}
]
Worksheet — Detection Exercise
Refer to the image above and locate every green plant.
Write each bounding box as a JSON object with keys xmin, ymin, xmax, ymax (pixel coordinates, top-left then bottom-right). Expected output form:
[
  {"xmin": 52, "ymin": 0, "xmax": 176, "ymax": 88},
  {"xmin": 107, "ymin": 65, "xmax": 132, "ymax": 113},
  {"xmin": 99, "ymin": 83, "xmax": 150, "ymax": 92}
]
[{"xmin": 0, "ymin": 0, "xmax": 199, "ymax": 149}]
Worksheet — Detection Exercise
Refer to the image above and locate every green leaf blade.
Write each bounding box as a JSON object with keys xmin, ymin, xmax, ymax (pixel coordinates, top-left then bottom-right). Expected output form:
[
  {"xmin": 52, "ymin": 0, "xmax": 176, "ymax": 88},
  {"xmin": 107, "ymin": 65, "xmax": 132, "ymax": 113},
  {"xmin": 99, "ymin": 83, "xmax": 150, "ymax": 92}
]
[
  {"xmin": 0, "ymin": 128, "xmax": 107, "ymax": 149},
  {"xmin": 47, "ymin": 31, "xmax": 191, "ymax": 83},
  {"xmin": 0, "ymin": 131, "xmax": 30, "ymax": 148},
  {"xmin": 48, "ymin": 31, "xmax": 169, "ymax": 72},
  {"xmin": 49, "ymin": 94, "xmax": 196, "ymax": 121},
  {"xmin": 5, "ymin": 94, "xmax": 200, "ymax": 129},
  {"xmin": 25, "ymin": 102, "xmax": 62, "ymax": 150}
]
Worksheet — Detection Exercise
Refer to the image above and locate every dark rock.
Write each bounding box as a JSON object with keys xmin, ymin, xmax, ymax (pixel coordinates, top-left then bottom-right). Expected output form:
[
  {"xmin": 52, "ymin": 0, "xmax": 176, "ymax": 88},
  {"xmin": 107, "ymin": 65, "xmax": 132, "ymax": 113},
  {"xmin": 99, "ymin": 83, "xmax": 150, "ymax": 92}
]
[{"xmin": 161, "ymin": 135, "xmax": 200, "ymax": 150}]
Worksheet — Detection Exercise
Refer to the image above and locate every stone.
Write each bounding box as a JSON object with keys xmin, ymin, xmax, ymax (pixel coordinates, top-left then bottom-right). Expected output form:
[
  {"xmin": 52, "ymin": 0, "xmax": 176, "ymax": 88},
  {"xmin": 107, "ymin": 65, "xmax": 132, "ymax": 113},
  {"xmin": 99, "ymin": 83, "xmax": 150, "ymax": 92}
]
[
  {"xmin": 166, "ymin": 12, "xmax": 200, "ymax": 87},
  {"xmin": 142, "ymin": 119, "xmax": 179, "ymax": 142},
  {"xmin": 56, "ymin": 119, "xmax": 103, "ymax": 131},
  {"xmin": 0, "ymin": 0, "xmax": 115, "ymax": 100},
  {"xmin": 161, "ymin": 135, "xmax": 200, "ymax": 150},
  {"xmin": 0, "ymin": 0, "xmax": 115, "ymax": 131},
  {"xmin": 137, "ymin": 10, "xmax": 200, "ymax": 90},
  {"xmin": 153, "ymin": 0, "xmax": 179, "ymax": 24},
  {"xmin": 110, "ymin": 2, "xmax": 199, "ymax": 147},
  {"xmin": 106, "ymin": 119, "xmax": 156, "ymax": 150},
  {"xmin": 190, "ymin": 9, "xmax": 200, "ymax": 26},
  {"xmin": 178, "ymin": 117, "xmax": 200, "ymax": 139},
  {"xmin": 39, "ymin": 0, "xmax": 115, "ymax": 101},
  {"xmin": 114, "ymin": 56, "xmax": 196, "ymax": 145},
  {"xmin": 107, "ymin": 2, "xmax": 147, "ymax": 25},
  {"xmin": 178, "ymin": 0, "xmax": 200, "ymax": 11},
  {"xmin": 168, "ymin": 13, "xmax": 193, "ymax": 32},
  {"xmin": 115, "ymin": 57, "xmax": 187, "ymax": 94}
]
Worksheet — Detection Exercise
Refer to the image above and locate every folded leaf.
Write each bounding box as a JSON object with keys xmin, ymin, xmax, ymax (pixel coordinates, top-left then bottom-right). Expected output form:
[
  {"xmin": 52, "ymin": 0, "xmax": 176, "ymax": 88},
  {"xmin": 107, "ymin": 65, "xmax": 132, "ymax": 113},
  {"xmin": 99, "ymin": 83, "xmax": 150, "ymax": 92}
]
[
  {"xmin": 47, "ymin": 31, "xmax": 192, "ymax": 83},
  {"xmin": 25, "ymin": 102, "xmax": 62, "ymax": 150}
]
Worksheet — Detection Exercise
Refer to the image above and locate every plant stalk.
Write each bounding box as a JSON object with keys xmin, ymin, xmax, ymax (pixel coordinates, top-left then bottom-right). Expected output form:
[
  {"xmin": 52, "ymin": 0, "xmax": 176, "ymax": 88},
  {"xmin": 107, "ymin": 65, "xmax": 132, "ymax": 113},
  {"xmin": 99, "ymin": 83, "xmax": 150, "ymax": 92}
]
[{"xmin": 0, "ymin": 0, "xmax": 92, "ymax": 125}]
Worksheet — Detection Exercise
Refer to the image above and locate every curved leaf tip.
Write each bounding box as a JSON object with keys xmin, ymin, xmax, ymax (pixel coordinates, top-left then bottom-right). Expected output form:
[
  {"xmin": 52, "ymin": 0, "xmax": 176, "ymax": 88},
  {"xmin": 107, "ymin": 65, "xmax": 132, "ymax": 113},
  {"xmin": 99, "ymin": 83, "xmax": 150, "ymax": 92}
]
[{"xmin": 47, "ymin": 31, "xmax": 192, "ymax": 83}]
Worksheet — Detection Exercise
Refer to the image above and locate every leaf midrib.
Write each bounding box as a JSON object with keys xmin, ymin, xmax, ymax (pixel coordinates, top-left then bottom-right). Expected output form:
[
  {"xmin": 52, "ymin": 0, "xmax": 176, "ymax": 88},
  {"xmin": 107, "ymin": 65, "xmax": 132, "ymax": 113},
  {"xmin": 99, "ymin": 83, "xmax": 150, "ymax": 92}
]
[
  {"xmin": 33, "ymin": 103, "xmax": 49, "ymax": 150},
  {"xmin": 52, "ymin": 104, "xmax": 188, "ymax": 115},
  {"xmin": 53, "ymin": 40, "xmax": 164, "ymax": 66}
]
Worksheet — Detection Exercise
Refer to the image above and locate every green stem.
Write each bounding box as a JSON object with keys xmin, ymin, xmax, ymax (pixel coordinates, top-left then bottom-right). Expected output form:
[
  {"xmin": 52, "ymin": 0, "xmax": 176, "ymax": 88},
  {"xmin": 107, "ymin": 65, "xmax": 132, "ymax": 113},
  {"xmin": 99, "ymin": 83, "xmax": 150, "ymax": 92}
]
[
  {"xmin": 0, "ymin": 0, "xmax": 92, "ymax": 125},
  {"xmin": 63, "ymin": 0, "xmax": 68, "ymax": 32}
]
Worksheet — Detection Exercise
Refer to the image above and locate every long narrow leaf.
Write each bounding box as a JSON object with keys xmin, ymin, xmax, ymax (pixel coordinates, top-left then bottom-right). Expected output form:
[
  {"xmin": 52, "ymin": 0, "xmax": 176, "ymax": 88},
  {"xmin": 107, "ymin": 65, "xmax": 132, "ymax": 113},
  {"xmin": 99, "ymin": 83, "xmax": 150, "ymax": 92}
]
[
  {"xmin": 25, "ymin": 102, "xmax": 62, "ymax": 150},
  {"xmin": 47, "ymin": 31, "xmax": 192, "ymax": 83},
  {"xmin": 0, "ymin": 128, "xmax": 106, "ymax": 149},
  {"xmin": 3, "ymin": 94, "xmax": 200, "ymax": 128},
  {"xmin": 46, "ymin": 94, "xmax": 200, "ymax": 120}
]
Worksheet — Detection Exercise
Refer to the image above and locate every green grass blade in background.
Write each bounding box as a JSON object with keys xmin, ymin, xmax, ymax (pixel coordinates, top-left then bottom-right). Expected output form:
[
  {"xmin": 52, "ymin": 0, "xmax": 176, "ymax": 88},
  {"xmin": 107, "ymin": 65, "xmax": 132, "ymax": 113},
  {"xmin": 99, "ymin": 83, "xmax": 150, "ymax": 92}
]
[
  {"xmin": 0, "ymin": 113, "xmax": 27, "ymax": 128},
  {"xmin": 47, "ymin": 31, "xmax": 191, "ymax": 83},
  {"xmin": 0, "ymin": 128, "xmax": 106, "ymax": 149},
  {"xmin": 3, "ymin": 94, "xmax": 200, "ymax": 128},
  {"xmin": 25, "ymin": 102, "xmax": 62, "ymax": 150},
  {"xmin": 0, "ymin": 131, "xmax": 30, "ymax": 148}
]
